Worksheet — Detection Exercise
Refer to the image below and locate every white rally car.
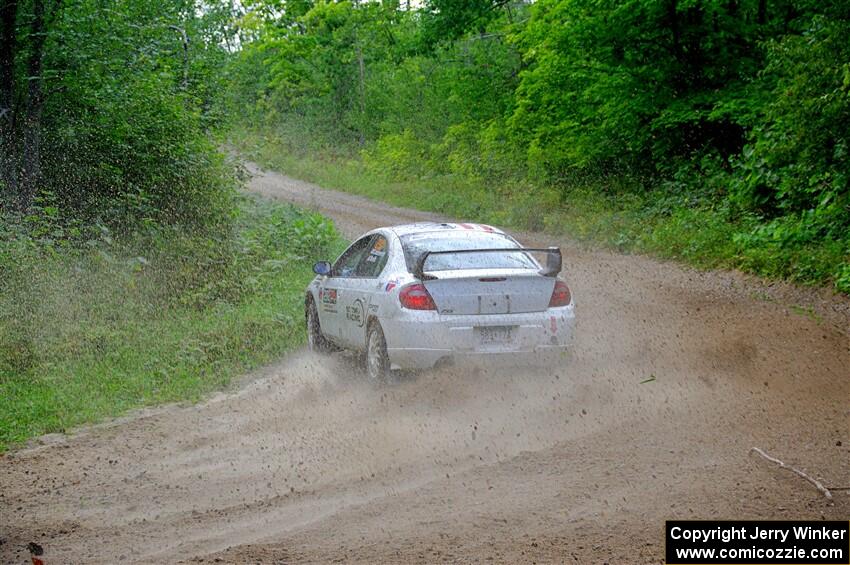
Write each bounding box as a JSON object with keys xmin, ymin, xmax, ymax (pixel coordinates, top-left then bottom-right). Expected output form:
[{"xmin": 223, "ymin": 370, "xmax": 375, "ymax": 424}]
[{"xmin": 305, "ymin": 222, "xmax": 575, "ymax": 381}]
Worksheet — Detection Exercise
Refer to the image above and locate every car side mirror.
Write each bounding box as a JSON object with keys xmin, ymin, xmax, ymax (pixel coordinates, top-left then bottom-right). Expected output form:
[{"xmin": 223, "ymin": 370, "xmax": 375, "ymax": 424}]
[{"xmin": 313, "ymin": 261, "xmax": 332, "ymax": 276}]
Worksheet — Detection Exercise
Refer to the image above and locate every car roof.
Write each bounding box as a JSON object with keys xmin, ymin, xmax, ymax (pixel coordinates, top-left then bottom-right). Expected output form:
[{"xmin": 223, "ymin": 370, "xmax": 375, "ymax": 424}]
[{"xmin": 388, "ymin": 222, "xmax": 506, "ymax": 237}]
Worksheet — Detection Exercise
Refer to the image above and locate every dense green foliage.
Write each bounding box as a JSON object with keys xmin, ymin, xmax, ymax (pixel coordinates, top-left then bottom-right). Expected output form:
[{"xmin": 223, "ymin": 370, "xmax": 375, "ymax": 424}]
[
  {"xmin": 1, "ymin": 0, "xmax": 239, "ymax": 226},
  {"xmin": 0, "ymin": 197, "xmax": 339, "ymax": 450},
  {"xmin": 226, "ymin": 0, "xmax": 850, "ymax": 292}
]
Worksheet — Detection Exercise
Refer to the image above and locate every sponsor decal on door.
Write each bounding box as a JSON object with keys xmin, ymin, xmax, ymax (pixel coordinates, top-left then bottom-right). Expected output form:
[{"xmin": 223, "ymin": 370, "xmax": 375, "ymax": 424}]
[
  {"xmin": 321, "ymin": 288, "xmax": 338, "ymax": 313},
  {"xmin": 346, "ymin": 298, "xmax": 365, "ymax": 327}
]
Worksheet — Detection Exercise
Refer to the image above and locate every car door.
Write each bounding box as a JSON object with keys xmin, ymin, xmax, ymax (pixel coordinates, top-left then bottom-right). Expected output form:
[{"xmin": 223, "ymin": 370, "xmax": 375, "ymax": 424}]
[
  {"xmin": 336, "ymin": 233, "xmax": 391, "ymax": 348},
  {"xmin": 319, "ymin": 235, "xmax": 375, "ymax": 340}
]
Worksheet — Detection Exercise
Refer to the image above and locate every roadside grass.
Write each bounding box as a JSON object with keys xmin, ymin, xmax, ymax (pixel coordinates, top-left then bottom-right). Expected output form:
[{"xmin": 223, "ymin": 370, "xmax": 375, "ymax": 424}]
[
  {"xmin": 0, "ymin": 197, "xmax": 342, "ymax": 452},
  {"xmin": 231, "ymin": 127, "xmax": 849, "ymax": 295}
]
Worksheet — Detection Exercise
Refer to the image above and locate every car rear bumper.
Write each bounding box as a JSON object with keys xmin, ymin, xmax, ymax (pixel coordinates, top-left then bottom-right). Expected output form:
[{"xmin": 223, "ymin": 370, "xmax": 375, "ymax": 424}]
[{"xmin": 382, "ymin": 305, "xmax": 575, "ymax": 370}]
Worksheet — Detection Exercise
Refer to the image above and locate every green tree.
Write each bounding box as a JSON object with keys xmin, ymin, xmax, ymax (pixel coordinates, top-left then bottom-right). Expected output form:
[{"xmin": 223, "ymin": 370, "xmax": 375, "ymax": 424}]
[
  {"xmin": 1, "ymin": 0, "xmax": 238, "ymax": 227},
  {"xmin": 733, "ymin": 9, "xmax": 850, "ymax": 232}
]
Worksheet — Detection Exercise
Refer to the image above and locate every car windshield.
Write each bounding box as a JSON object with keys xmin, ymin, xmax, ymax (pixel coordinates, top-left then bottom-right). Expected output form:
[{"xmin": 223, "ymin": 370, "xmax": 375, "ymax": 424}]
[{"xmin": 400, "ymin": 231, "xmax": 538, "ymax": 272}]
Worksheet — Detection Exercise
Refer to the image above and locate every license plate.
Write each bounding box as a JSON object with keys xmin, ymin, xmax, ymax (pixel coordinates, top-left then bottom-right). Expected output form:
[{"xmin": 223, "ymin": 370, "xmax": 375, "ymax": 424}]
[{"xmin": 478, "ymin": 326, "xmax": 514, "ymax": 344}]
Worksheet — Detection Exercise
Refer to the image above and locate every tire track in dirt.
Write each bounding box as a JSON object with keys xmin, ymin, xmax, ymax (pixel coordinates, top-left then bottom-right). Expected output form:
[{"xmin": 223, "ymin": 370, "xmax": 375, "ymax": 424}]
[{"xmin": 1, "ymin": 161, "xmax": 847, "ymax": 564}]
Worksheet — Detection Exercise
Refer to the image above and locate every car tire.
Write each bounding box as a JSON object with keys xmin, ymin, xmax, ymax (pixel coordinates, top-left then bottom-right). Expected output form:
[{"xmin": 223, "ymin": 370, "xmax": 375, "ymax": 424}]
[
  {"xmin": 365, "ymin": 321, "xmax": 390, "ymax": 383},
  {"xmin": 306, "ymin": 298, "xmax": 332, "ymax": 353}
]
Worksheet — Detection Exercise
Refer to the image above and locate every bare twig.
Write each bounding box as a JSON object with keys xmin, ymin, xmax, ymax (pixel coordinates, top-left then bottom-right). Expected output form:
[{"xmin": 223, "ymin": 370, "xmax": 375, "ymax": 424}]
[{"xmin": 750, "ymin": 447, "xmax": 833, "ymax": 500}]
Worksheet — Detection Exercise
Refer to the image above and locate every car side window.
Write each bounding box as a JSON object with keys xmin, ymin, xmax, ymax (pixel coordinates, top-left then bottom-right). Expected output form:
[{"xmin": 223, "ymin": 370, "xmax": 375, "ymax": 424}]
[
  {"xmin": 333, "ymin": 236, "xmax": 374, "ymax": 278},
  {"xmin": 356, "ymin": 235, "xmax": 389, "ymax": 278}
]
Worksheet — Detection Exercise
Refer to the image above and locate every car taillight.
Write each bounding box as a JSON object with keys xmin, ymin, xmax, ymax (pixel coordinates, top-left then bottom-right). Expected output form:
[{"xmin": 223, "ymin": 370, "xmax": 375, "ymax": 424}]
[
  {"xmin": 399, "ymin": 283, "xmax": 437, "ymax": 310},
  {"xmin": 549, "ymin": 280, "xmax": 571, "ymax": 307}
]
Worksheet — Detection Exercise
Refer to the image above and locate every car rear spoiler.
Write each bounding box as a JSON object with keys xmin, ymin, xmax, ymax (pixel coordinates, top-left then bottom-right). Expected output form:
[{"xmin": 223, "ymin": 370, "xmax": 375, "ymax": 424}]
[{"xmin": 413, "ymin": 247, "xmax": 562, "ymax": 280}]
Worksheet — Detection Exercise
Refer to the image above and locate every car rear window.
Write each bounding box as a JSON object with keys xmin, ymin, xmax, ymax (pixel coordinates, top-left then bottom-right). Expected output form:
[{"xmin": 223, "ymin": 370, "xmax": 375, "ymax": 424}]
[{"xmin": 400, "ymin": 231, "xmax": 538, "ymax": 273}]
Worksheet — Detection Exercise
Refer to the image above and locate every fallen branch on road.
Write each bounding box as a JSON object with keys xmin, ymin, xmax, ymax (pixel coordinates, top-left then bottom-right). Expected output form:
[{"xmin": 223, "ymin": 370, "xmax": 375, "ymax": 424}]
[{"xmin": 749, "ymin": 447, "xmax": 833, "ymax": 500}]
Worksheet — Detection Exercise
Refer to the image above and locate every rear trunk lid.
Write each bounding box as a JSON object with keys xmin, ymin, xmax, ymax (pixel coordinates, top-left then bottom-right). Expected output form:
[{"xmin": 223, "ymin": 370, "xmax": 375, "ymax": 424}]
[{"xmin": 422, "ymin": 268, "xmax": 555, "ymax": 315}]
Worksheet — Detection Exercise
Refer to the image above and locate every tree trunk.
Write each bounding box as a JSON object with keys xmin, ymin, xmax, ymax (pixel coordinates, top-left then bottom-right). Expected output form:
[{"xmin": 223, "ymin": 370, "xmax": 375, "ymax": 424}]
[
  {"xmin": 668, "ymin": 0, "xmax": 681, "ymax": 63},
  {"xmin": 0, "ymin": 1, "xmax": 15, "ymax": 123},
  {"xmin": 20, "ymin": 0, "xmax": 45, "ymax": 211},
  {"xmin": 168, "ymin": 25, "xmax": 189, "ymax": 91},
  {"xmin": 0, "ymin": 0, "xmax": 18, "ymax": 202},
  {"xmin": 356, "ymin": 42, "xmax": 365, "ymax": 146}
]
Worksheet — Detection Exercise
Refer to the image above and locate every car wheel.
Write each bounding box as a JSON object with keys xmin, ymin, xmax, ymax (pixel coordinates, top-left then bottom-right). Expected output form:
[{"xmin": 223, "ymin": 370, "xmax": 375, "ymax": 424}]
[
  {"xmin": 366, "ymin": 321, "xmax": 390, "ymax": 383},
  {"xmin": 306, "ymin": 299, "xmax": 331, "ymax": 353}
]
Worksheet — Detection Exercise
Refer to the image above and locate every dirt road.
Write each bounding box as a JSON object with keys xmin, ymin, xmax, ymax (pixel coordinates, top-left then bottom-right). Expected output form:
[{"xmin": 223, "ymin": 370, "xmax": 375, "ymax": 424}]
[{"xmin": 2, "ymin": 162, "xmax": 848, "ymax": 564}]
